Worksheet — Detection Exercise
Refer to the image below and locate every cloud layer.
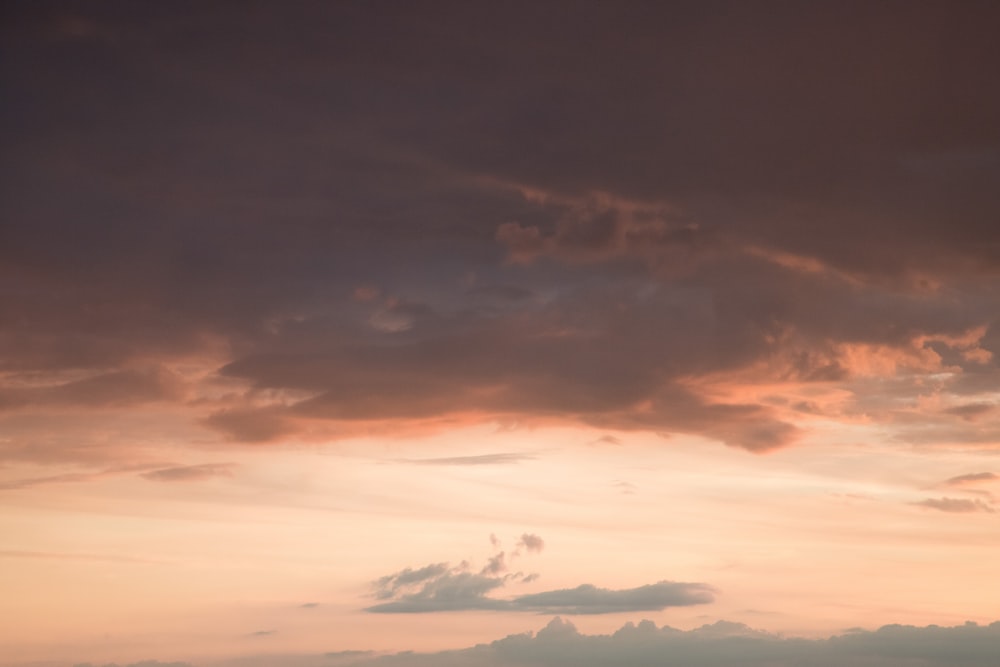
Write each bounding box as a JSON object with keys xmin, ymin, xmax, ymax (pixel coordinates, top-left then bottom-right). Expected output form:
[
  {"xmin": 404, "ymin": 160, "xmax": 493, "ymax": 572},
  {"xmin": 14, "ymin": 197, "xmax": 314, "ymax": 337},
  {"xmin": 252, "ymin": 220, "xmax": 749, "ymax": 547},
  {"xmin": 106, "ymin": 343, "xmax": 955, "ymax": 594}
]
[
  {"xmin": 3, "ymin": 1, "xmax": 999, "ymax": 465},
  {"xmin": 70, "ymin": 618, "xmax": 1000, "ymax": 667}
]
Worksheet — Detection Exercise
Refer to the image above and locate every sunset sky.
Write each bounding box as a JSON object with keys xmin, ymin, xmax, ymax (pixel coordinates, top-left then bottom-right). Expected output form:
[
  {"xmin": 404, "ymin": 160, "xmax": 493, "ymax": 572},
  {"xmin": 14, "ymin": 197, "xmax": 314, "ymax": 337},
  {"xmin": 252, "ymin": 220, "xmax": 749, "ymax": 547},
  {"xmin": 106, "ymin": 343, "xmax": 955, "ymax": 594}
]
[{"xmin": 2, "ymin": 2, "xmax": 1000, "ymax": 666}]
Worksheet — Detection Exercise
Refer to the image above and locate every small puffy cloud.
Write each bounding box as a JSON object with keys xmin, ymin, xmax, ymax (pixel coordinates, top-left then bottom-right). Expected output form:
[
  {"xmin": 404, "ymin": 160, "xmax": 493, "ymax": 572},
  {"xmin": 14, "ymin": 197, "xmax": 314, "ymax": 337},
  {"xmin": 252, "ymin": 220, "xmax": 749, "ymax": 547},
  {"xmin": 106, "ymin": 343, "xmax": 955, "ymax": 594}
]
[
  {"xmin": 141, "ymin": 463, "xmax": 236, "ymax": 482},
  {"xmin": 914, "ymin": 497, "xmax": 995, "ymax": 513},
  {"xmin": 516, "ymin": 534, "xmax": 545, "ymax": 554},
  {"xmin": 482, "ymin": 552, "xmax": 507, "ymax": 576}
]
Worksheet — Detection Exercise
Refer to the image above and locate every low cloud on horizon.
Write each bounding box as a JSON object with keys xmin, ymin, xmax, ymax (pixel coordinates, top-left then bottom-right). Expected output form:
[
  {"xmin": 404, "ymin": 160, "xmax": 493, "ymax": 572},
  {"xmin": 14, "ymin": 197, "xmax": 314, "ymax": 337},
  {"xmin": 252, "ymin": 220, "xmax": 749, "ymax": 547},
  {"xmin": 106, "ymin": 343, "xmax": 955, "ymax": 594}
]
[{"xmin": 67, "ymin": 618, "xmax": 1000, "ymax": 667}]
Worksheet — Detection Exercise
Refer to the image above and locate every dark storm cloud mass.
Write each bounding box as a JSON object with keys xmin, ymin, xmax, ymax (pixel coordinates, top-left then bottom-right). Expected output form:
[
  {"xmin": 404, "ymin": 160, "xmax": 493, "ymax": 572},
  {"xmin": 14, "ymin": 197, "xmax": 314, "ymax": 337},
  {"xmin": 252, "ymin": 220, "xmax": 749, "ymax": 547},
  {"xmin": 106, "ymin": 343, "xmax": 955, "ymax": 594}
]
[{"xmin": 3, "ymin": 1, "xmax": 1000, "ymax": 461}]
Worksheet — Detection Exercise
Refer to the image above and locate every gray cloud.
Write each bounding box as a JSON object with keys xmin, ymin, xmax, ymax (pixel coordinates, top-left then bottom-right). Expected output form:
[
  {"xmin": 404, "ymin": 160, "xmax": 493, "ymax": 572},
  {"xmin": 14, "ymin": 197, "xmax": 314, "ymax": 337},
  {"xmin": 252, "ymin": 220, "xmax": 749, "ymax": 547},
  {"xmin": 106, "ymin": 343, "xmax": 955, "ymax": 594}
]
[
  {"xmin": 366, "ymin": 541, "xmax": 710, "ymax": 615},
  {"xmin": 510, "ymin": 582, "xmax": 716, "ymax": 615},
  {"xmin": 516, "ymin": 534, "xmax": 545, "ymax": 554},
  {"xmin": 355, "ymin": 617, "xmax": 1000, "ymax": 667},
  {"xmin": 62, "ymin": 619, "xmax": 1000, "ymax": 667},
  {"xmin": 366, "ymin": 569, "xmax": 510, "ymax": 613}
]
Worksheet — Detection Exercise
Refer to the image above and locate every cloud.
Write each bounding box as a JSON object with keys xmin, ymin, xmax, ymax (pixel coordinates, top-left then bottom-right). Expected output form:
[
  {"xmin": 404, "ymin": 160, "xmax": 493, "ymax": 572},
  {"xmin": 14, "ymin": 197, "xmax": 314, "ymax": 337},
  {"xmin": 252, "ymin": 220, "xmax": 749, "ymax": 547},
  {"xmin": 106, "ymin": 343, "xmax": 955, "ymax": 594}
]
[
  {"xmin": 140, "ymin": 463, "xmax": 236, "ymax": 482},
  {"xmin": 366, "ymin": 536, "xmax": 711, "ymax": 615},
  {"xmin": 0, "ymin": 367, "xmax": 184, "ymax": 412},
  {"xmin": 348, "ymin": 617, "xmax": 1000, "ymax": 667},
  {"xmin": 64, "ymin": 619, "xmax": 1000, "ymax": 667},
  {"xmin": 396, "ymin": 453, "xmax": 536, "ymax": 466},
  {"xmin": 0, "ymin": 550, "xmax": 161, "ymax": 564},
  {"xmin": 516, "ymin": 534, "xmax": 544, "ymax": 553},
  {"xmin": 373, "ymin": 563, "xmax": 451, "ymax": 600},
  {"xmin": 366, "ymin": 568, "xmax": 510, "ymax": 613},
  {"xmin": 510, "ymin": 582, "xmax": 716, "ymax": 615},
  {"xmin": 945, "ymin": 472, "xmax": 998, "ymax": 486},
  {"xmin": 914, "ymin": 497, "xmax": 995, "ymax": 513},
  {"xmin": 366, "ymin": 575, "xmax": 714, "ymax": 615},
  {"xmin": 0, "ymin": 463, "xmax": 167, "ymax": 490},
  {"xmin": 4, "ymin": 0, "xmax": 1000, "ymax": 469},
  {"xmin": 73, "ymin": 663, "xmax": 192, "ymax": 667}
]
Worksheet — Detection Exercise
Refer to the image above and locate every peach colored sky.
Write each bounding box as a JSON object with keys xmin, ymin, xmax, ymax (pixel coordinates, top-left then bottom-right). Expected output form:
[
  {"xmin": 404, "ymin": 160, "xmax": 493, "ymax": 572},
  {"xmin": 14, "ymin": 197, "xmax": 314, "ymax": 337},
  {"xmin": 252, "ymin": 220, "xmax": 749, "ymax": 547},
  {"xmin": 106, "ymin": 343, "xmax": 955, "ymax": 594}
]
[{"xmin": 2, "ymin": 2, "xmax": 1000, "ymax": 666}]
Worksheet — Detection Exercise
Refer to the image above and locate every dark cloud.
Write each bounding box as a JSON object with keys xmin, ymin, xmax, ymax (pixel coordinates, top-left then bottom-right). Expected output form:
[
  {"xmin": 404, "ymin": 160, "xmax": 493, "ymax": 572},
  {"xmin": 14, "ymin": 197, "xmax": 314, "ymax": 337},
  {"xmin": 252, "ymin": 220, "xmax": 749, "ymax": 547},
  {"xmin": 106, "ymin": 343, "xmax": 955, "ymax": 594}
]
[
  {"xmin": 140, "ymin": 463, "xmax": 236, "ymax": 482},
  {"xmin": 0, "ymin": 368, "xmax": 184, "ymax": 412},
  {"xmin": 3, "ymin": 1, "xmax": 1000, "ymax": 462},
  {"xmin": 942, "ymin": 403, "xmax": 997, "ymax": 421},
  {"xmin": 248, "ymin": 630, "xmax": 275, "ymax": 637}
]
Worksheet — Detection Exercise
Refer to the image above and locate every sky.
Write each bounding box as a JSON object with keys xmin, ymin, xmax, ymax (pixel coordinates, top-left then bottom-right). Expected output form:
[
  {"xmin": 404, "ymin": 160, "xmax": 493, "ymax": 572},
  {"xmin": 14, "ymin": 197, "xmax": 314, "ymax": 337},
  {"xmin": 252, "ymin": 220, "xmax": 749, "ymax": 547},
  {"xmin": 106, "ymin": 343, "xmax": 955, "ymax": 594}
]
[{"xmin": 2, "ymin": 1, "xmax": 1000, "ymax": 665}]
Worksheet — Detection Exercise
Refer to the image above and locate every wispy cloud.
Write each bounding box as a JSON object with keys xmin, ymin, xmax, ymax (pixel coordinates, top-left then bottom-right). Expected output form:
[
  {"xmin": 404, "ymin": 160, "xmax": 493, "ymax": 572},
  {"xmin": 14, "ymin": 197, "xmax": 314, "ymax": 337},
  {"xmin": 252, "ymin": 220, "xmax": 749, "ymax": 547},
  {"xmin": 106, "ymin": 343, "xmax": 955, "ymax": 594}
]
[
  {"xmin": 914, "ymin": 497, "xmax": 995, "ymax": 513},
  {"xmin": 394, "ymin": 453, "xmax": 536, "ymax": 466},
  {"xmin": 944, "ymin": 472, "xmax": 998, "ymax": 486},
  {"xmin": 141, "ymin": 463, "xmax": 237, "ymax": 482}
]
